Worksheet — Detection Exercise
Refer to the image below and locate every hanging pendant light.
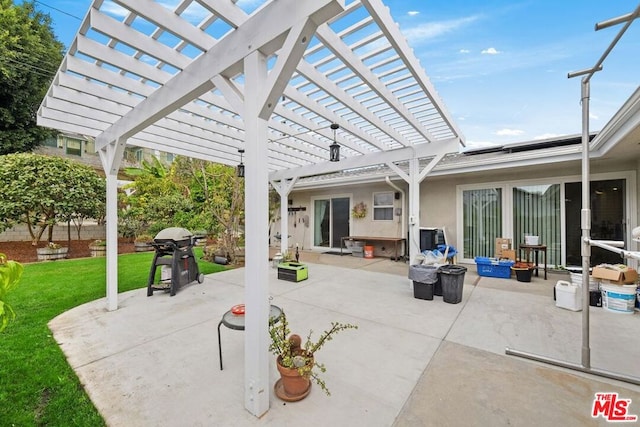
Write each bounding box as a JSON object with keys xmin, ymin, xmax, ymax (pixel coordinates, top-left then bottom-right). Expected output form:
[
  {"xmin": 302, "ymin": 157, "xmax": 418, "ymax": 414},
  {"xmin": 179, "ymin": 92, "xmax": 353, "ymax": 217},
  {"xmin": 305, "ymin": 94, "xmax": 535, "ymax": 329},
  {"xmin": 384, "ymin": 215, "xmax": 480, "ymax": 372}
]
[
  {"xmin": 329, "ymin": 123, "xmax": 340, "ymax": 162},
  {"xmin": 237, "ymin": 149, "xmax": 245, "ymax": 178}
]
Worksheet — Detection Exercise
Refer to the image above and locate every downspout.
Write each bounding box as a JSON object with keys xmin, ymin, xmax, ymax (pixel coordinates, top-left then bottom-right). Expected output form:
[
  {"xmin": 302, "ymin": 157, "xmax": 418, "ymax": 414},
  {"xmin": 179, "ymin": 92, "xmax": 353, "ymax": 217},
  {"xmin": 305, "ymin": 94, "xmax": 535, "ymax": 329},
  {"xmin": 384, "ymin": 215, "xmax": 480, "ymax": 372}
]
[{"xmin": 385, "ymin": 176, "xmax": 405, "ymax": 239}]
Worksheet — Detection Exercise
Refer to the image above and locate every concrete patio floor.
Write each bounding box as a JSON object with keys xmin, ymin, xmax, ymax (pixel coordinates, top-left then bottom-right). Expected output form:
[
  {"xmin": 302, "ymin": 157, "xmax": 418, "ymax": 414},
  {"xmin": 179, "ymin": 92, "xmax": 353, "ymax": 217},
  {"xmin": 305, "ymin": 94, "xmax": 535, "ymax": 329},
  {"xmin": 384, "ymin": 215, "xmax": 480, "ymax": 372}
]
[{"xmin": 49, "ymin": 252, "xmax": 640, "ymax": 426}]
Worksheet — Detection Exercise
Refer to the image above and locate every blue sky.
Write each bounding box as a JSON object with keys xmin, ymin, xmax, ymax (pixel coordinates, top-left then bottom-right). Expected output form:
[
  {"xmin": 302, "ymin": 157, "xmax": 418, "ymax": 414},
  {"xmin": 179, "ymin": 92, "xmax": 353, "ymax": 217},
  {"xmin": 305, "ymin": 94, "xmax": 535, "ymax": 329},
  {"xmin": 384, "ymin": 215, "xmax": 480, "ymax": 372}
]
[{"xmin": 30, "ymin": 0, "xmax": 640, "ymax": 148}]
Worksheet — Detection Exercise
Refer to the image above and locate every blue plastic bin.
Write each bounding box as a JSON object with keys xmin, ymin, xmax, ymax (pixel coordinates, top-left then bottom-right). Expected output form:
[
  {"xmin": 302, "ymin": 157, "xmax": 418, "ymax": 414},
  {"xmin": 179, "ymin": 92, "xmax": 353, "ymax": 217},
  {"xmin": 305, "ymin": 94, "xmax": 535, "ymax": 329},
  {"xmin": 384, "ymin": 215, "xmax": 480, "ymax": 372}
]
[{"xmin": 474, "ymin": 257, "xmax": 514, "ymax": 279}]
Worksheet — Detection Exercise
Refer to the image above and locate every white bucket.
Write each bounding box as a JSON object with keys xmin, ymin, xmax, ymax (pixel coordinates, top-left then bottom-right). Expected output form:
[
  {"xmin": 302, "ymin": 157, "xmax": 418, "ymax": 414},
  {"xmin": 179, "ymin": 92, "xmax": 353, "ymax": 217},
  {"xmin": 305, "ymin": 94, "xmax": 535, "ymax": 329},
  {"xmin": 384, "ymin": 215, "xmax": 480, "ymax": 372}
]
[
  {"xmin": 569, "ymin": 272, "xmax": 599, "ymax": 291},
  {"xmin": 272, "ymin": 254, "xmax": 283, "ymax": 269},
  {"xmin": 601, "ymin": 283, "xmax": 637, "ymax": 314}
]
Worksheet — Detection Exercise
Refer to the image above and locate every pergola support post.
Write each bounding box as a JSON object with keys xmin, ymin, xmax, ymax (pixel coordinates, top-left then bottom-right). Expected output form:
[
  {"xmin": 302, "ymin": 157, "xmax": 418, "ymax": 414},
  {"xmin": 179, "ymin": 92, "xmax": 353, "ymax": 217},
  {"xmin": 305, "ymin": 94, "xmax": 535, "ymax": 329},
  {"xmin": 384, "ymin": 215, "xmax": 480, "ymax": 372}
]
[
  {"xmin": 98, "ymin": 139, "xmax": 125, "ymax": 311},
  {"xmin": 407, "ymin": 157, "xmax": 420, "ymax": 265},
  {"xmin": 270, "ymin": 178, "xmax": 298, "ymax": 254},
  {"xmin": 243, "ymin": 50, "xmax": 271, "ymax": 418}
]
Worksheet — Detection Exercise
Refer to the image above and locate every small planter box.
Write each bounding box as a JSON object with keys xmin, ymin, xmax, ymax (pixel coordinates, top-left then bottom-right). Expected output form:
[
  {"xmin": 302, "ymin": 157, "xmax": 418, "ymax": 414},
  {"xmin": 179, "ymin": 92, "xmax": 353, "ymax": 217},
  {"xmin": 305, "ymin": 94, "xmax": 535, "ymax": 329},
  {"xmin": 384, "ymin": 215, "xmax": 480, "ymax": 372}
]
[
  {"xmin": 36, "ymin": 247, "xmax": 69, "ymax": 261},
  {"xmin": 89, "ymin": 244, "xmax": 106, "ymax": 257},
  {"xmin": 277, "ymin": 262, "xmax": 308, "ymax": 282},
  {"xmin": 134, "ymin": 242, "xmax": 153, "ymax": 252}
]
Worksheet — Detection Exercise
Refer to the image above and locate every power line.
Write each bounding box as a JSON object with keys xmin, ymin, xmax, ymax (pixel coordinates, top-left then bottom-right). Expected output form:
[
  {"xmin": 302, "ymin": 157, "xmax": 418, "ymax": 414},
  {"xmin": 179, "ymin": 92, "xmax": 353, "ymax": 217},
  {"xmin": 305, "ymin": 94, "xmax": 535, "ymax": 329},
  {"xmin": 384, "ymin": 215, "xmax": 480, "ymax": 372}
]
[
  {"xmin": 33, "ymin": 0, "xmax": 82, "ymax": 21},
  {"xmin": 0, "ymin": 56, "xmax": 56, "ymax": 79},
  {"xmin": 10, "ymin": 44, "xmax": 62, "ymax": 71}
]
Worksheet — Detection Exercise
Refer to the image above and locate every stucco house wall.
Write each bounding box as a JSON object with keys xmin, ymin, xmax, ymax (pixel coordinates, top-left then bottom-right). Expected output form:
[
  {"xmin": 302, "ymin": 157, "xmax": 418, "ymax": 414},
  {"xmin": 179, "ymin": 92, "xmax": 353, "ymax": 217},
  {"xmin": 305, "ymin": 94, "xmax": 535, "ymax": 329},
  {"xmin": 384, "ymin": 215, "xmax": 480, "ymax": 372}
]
[
  {"xmin": 280, "ymin": 151, "xmax": 639, "ymax": 266},
  {"xmin": 272, "ymin": 181, "xmax": 409, "ymax": 257}
]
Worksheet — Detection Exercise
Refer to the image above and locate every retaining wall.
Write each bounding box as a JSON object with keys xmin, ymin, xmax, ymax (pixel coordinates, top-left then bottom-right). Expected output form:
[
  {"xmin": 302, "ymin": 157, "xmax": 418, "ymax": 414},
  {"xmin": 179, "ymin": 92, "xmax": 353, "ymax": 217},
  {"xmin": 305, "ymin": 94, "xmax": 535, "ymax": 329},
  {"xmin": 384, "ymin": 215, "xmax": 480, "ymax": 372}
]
[{"xmin": 0, "ymin": 224, "xmax": 106, "ymax": 242}]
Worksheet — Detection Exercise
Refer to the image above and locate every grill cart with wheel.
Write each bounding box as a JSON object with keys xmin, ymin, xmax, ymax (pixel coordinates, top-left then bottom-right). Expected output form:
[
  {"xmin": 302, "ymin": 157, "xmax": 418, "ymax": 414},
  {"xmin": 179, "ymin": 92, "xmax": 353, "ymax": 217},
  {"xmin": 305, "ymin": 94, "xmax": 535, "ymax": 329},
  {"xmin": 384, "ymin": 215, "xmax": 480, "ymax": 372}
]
[{"xmin": 147, "ymin": 227, "xmax": 205, "ymax": 296}]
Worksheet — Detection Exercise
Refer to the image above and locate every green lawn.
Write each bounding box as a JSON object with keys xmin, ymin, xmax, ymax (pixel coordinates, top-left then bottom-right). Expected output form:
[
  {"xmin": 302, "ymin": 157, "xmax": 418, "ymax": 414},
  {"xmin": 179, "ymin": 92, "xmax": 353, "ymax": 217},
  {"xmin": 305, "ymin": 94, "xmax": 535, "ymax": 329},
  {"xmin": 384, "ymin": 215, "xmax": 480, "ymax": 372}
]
[{"xmin": 0, "ymin": 250, "xmax": 226, "ymax": 426}]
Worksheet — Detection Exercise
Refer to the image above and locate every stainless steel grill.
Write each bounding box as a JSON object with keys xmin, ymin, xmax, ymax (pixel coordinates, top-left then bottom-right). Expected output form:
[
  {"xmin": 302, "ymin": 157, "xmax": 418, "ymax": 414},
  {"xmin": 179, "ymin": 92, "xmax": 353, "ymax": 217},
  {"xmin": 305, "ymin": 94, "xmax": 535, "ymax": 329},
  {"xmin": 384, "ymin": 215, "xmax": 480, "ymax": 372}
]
[{"xmin": 147, "ymin": 227, "xmax": 204, "ymax": 296}]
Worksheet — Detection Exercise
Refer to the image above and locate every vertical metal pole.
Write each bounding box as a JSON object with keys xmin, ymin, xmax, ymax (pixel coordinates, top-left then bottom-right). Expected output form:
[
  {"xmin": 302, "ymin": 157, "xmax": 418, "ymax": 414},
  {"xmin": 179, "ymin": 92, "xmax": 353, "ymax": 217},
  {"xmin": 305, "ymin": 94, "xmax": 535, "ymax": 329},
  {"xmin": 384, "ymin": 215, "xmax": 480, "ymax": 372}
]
[{"xmin": 580, "ymin": 79, "xmax": 591, "ymax": 369}]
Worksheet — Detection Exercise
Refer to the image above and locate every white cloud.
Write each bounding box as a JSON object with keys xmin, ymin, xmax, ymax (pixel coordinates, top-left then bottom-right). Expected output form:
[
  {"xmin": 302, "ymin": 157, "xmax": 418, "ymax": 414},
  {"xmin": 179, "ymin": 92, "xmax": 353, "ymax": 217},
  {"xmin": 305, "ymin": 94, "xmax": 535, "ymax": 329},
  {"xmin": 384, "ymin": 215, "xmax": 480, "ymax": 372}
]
[
  {"xmin": 589, "ymin": 112, "xmax": 599, "ymax": 120},
  {"xmin": 408, "ymin": 11, "xmax": 420, "ymax": 16},
  {"xmin": 481, "ymin": 47, "xmax": 501, "ymax": 55},
  {"xmin": 402, "ymin": 16, "xmax": 479, "ymax": 44},
  {"xmin": 157, "ymin": 1, "xmax": 209, "ymax": 23},
  {"xmin": 459, "ymin": 49, "xmax": 470, "ymax": 54},
  {"xmin": 495, "ymin": 128, "xmax": 524, "ymax": 136},
  {"xmin": 101, "ymin": 1, "xmax": 129, "ymax": 18}
]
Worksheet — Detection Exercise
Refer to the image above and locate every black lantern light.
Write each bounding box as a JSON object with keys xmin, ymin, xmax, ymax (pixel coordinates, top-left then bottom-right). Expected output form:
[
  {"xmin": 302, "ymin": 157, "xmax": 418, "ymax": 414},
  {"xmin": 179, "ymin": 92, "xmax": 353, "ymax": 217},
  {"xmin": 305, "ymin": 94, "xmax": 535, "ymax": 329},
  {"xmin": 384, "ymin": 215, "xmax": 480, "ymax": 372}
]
[
  {"xmin": 329, "ymin": 123, "xmax": 340, "ymax": 162},
  {"xmin": 237, "ymin": 149, "xmax": 245, "ymax": 178}
]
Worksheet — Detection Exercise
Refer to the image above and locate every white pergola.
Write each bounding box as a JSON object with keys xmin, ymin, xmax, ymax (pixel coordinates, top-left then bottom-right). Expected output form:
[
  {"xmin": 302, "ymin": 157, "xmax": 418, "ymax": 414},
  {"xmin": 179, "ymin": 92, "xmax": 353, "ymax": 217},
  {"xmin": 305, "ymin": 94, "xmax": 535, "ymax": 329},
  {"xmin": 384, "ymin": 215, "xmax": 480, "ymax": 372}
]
[{"xmin": 38, "ymin": 0, "xmax": 463, "ymax": 416}]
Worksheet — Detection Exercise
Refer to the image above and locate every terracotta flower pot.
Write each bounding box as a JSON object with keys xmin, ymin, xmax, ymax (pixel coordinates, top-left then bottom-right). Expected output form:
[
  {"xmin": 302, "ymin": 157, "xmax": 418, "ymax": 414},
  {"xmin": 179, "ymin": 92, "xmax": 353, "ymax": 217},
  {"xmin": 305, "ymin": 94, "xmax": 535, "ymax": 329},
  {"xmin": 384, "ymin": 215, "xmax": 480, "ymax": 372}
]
[{"xmin": 274, "ymin": 356, "xmax": 312, "ymax": 402}]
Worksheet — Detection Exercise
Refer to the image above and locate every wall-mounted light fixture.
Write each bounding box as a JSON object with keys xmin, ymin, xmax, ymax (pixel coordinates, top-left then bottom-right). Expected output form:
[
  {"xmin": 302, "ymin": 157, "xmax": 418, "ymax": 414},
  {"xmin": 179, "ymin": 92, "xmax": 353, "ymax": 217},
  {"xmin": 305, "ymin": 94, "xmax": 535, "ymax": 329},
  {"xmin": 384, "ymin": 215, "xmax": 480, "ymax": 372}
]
[
  {"xmin": 329, "ymin": 123, "xmax": 340, "ymax": 162},
  {"xmin": 237, "ymin": 149, "xmax": 245, "ymax": 178}
]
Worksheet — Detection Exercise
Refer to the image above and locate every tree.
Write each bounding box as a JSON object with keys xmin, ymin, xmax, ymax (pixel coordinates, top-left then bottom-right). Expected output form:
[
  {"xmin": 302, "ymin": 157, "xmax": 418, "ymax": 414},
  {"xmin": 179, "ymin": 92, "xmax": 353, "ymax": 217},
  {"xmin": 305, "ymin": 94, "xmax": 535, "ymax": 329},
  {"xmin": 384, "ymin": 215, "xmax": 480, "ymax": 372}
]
[
  {"xmin": 0, "ymin": 153, "xmax": 106, "ymax": 244},
  {"xmin": 0, "ymin": 0, "xmax": 64, "ymax": 154},
  {"xmin": 119, "ymin": 156, "xmax": 245, "ymax": 261},
  {"xmin": 173, "ymin": 158, "xmax": 244, "ymax": 262},
  {"xmin": 119, "ymin": 161, "xmax": 189, "ymax": 237}
]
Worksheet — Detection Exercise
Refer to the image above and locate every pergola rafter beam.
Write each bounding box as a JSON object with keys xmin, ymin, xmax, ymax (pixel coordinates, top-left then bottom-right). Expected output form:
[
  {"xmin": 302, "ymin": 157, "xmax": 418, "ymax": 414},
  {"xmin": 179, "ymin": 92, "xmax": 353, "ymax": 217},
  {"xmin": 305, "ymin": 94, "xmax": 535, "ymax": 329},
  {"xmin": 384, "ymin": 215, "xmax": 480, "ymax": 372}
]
[
  {"xmin": 112, "ymin": 0, "xmax": 215, "ymax": 51},
  {"xmin": 270, "ymin": 136, "xmax": 460, "ymax": 181},
  {"xmin": 360, "ymin": 0, "xmax": 464, "ymax": 144},
  {"xmin": 96, "ymin": 0, "xmax": 346, "ymax": 166},
  {"xmin": 295, "ymin": 59, "xmax": 413, "ymax": 148},
  {"xmin": 314, "ymin": 26, "xmax": 434, "ymax": 145}
]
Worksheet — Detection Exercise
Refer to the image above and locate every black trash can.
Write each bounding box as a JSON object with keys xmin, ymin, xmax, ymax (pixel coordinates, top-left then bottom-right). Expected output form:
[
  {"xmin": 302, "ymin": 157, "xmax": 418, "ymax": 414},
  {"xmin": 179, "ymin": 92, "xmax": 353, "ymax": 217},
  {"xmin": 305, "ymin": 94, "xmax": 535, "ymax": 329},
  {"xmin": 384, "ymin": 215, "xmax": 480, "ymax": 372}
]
[
  {"xmin": 434, "ymin": 277, "xmax": 443, "ymax": 296},
  {"xmin": 439, "ymin": 265, "xmax": 467, "ymax": 304},
  {"xmin": 409, "ymin": 264, "xmax": 439, "ymax": 300}
]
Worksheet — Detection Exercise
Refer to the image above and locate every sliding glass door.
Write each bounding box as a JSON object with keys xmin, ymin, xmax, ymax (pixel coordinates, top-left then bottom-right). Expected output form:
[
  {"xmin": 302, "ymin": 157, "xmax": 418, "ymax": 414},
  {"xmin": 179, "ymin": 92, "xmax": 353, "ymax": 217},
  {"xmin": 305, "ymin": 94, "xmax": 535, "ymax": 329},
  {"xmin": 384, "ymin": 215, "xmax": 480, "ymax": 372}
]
[
  {"xmin": 459, "ymin": 175, "xmax": 630, "ymax": 267},
  {"xmin": 461, "ymin": 188, "xmax": 502, "ymax": 259},
  {"xmin": 512, "ymin": 184, "xmax": 561, "ymax": 266},
  {"xmin": 313, "ymin": 197, "xmax": 350, "ymax": 249},
  {"xmin": 565, "ymin": 179, "xmax": 626, "ymax": 266}
]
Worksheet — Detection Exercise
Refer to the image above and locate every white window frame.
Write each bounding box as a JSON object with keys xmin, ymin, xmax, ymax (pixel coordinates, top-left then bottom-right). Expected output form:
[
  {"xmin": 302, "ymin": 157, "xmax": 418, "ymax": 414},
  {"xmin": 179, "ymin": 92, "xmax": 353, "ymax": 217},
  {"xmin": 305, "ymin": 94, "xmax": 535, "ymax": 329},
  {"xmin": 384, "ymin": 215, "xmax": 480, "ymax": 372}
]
[{"xmin": 372, "ymin": 191, "xmax": 394, "ymax": 221}]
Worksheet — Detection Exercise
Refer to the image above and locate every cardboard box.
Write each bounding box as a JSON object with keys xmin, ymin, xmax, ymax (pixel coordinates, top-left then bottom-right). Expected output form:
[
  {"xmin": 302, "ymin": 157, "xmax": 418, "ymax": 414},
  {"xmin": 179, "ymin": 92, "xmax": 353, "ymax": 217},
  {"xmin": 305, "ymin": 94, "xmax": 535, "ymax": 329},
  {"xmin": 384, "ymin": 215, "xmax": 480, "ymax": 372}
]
[
  {"xmin": 495, "ymin": 238, "xmax": 512, "ymax": 258},
  {"xmin": 592, "ymin": 265, "xmax": 638, "ymax": 284},
  {"xmin": 501, "ymin": 249, "xmax": 516, "ymax": 261}
]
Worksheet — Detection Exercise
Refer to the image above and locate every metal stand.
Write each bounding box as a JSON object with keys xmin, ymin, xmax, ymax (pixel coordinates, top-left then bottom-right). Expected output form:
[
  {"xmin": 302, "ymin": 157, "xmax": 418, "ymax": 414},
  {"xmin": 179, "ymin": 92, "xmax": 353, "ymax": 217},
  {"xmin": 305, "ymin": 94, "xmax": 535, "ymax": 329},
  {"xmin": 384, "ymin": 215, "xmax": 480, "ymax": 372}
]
[{"xmin": 506, "ymin": 4, "xmax": 640, "ymax": 386}]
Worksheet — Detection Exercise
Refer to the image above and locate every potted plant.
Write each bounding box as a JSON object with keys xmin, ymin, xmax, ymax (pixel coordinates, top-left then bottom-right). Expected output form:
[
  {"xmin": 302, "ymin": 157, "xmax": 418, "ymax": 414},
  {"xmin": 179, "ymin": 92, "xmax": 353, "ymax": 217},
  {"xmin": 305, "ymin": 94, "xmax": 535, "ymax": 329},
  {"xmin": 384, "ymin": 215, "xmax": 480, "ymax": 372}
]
[
  {"xmin": 0, "ymin": 253, "xmax": 23, "ymax": 332},
  {"xmin": 88, "ymin": 239, "xmax": 107, "ymax": 257},
  {"xmin": 134, "ymin": 233, "xmax": 154, "ymax": 252},
  {"xmin": 36, "ymin": 241, "xmax": 69, "ymax": 261},
  {"xmin": 268, "ymin": 311, "xmax": 357, "ymax": 401},
  {"xmin": 512, "ymin": 261, "xmax": 534, "ymax": 282}
]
